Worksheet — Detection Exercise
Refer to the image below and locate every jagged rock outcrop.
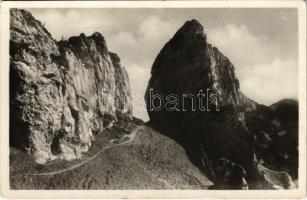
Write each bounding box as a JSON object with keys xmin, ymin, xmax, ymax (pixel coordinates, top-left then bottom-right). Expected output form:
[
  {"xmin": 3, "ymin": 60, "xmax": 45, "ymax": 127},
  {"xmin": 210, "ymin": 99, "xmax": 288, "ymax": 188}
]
[
  {"xmin": 246, "ymin": 99, "xmax": 298, "ymax": 179},
  {"xmin": 145, "ymin": 19, "xmax": 297, "ymax": 189},
  {"xmin": 10, "ymin": 9, "xmax": 132, "ymax": 164}
]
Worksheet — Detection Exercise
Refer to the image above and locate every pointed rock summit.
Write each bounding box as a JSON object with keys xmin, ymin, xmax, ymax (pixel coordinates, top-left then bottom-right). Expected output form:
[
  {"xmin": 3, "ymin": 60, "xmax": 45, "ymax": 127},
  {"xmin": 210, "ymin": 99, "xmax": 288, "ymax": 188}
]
[
  {"xmin": 174, "ymin": 19, "xmax": 205, "ymax": 37},
  {"xmin": 145, "ymin": 19, "xmax": 297, "ymax": 189},
  {"xmin": 146, "ymin": 17, "xmax": 255, "ymax": 170}
]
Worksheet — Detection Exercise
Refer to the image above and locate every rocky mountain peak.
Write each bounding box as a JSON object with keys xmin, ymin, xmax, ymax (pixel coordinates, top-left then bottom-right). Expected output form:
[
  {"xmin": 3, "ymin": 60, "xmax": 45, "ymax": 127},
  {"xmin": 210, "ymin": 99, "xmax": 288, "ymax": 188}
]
[
  {"xmin": 109, "ymin": 52, "xmax": 121, "ymax": 65},
  {"xmin": 145, "ymin": 19, "xmax": 297, "ymax": 189},
  {"xmin": 146, "ymin": 19, "xmax": 255, "ymax": 170},
  {"xmin": 65, "ymin": 32, "xmax": 108, "ymax": 57},
  {"xmin": 149, "ymin": 18, "xmax": 249, "ymax": 108},
  {"xmin": 91, "ymin": 31, "xmax": 104, "ymax": 39},
  {"xmin": 175, "ymin": 19, "xmax": 205, "ymax": 38},
  {"xmin": 89, "ymin": 32, "xmax": 108, "ymax": 51},
  {"xmin": 10, "ymin": 9, "xmax": 132, "ymax": 164}
]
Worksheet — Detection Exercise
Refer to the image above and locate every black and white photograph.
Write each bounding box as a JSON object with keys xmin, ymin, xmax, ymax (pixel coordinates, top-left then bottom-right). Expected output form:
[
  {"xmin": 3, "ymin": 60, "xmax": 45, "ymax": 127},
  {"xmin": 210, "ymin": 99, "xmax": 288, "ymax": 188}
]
[{"xmin": 0, "ymin": 1, "xmax": 306, "ymax": 199}]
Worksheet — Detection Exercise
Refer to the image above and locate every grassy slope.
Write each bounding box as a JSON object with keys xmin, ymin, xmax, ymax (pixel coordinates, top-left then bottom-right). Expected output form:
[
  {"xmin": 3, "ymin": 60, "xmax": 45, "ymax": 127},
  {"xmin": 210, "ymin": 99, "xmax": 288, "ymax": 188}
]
[{"xmin": 10, "ymin": 122, "xmax": 212, "ymax": 189}]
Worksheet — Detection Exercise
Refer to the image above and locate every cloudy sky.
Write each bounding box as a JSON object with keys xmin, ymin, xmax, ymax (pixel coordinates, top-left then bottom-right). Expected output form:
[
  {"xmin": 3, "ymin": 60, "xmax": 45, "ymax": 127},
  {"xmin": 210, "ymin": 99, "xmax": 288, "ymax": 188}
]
[{"xmin": 28, "ymin": 8, "xmax": 298, "ymax": 121}]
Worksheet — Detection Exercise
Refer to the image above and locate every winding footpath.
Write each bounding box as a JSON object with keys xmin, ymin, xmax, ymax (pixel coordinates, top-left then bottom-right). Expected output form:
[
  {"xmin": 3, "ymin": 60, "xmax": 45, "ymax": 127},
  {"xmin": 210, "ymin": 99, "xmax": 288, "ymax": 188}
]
[{"xmin": 12, "ymin": 126, "xmax": 143, "ymax": 178}]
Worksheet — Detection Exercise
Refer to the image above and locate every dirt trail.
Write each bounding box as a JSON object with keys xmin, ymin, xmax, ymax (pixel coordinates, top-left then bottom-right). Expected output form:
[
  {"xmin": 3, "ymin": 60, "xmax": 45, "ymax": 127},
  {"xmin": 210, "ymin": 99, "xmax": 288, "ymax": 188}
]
[{"xmin": 12, "ymin": 126, "xmax": 143, "ymax": 178}]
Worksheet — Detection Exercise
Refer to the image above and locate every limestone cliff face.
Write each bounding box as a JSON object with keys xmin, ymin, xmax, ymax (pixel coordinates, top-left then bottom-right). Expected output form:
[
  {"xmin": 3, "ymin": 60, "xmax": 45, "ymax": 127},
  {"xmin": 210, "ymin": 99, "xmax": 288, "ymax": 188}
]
[
  {"xmin": 10, "ymin": 9, "xmax": 132, "ymax": 164},
  {"xmin": 145, "ymin": 19, "xmax": 297, "ymax": 189}
]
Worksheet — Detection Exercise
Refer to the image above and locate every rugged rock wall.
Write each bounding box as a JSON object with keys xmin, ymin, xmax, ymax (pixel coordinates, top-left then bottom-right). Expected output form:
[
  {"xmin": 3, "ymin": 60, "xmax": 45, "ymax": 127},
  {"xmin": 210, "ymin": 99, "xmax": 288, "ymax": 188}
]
[
  {"xmin": 145, "ymin": 19, "xmax": 298, "ymax": 189},
  {"xmin": 10, "ymin": 9, "xmax": 132, "ymax": 164}
]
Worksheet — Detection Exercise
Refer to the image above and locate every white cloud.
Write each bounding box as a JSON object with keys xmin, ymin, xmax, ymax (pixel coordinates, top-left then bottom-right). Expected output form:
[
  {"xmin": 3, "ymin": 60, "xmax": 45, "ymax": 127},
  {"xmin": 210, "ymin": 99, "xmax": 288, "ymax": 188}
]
[
  {"xmin": 240, "ymin": 58, "xmax": 297, "ymax": 105},
  {"xmin": 126, "ymin": 64, "xmax": 151, "ymax": 121},
  {"xmin": 30, "ymin": 9, "xmax": 117, "ymax": 40},
  {"xmin": 106, "ymin": 16, "xmax": 181, "ymax": 121},
  {"xmin": 206, "ymin": 24, "xmax": 297, "ymax": 105},
  {"xmin": 207, "ymin": 24, "xmax": 279, "ymax": 67},
  {"xmin": 108, "ymin": 15, "xmax": 181, "ymax": 67},
  {"xmin": 138, "ymin": 15, "xmax": 179, "ymax": 43}
]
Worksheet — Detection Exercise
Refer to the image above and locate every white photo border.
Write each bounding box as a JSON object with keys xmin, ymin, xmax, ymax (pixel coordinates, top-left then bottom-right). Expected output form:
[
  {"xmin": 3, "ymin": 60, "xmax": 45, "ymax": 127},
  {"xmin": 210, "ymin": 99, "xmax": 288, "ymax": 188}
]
[{"xmin": 0, "ymin": 1, "xmax": 306, "ymax": 199}]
